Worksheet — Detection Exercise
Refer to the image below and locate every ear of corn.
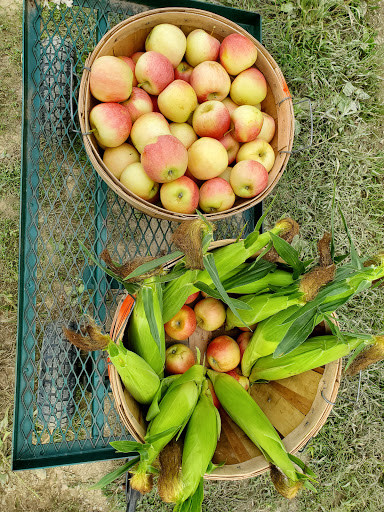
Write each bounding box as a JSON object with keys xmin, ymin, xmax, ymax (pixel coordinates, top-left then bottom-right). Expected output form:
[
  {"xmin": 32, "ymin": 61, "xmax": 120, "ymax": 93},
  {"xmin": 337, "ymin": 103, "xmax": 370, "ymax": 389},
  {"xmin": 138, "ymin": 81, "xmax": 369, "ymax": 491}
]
[
  {"xmin": 225, "ymin": 292, "xmax": 304, "ymax": 331},
  {"xmin": 274, "ymin": 253, "xmax": 384, "ymax": 357},
  {"xmin": 130, "ymin": 365, "xmax": 205, "ymax": 494},
  {"xmin": 162, "ymin": 219, "xmax": 298, "ymax": 323},
  {"xmin": 127, "ymin": 279, "xmax": 165, "ymax": 377},
  {"xmin": 174, "ymin": 380, "xmax": 221, "ymax": 506},
  {"xmin": 207, "ymin": 369, "xmax": 303, "ymax": 484},
  {"xmin": 107, "ymin": 340, "xmax": 160, "ymax": 404},
  {"xmin": 250, "ymin": 334, "xmax": 384, "ymax": 382},
  {"xmin": 241, "ymin": 305, "xmax": 303, "ymax": 376},
  {"xmin": 224, "ymin": 268, "xmax": 295, "ymax": 295}
]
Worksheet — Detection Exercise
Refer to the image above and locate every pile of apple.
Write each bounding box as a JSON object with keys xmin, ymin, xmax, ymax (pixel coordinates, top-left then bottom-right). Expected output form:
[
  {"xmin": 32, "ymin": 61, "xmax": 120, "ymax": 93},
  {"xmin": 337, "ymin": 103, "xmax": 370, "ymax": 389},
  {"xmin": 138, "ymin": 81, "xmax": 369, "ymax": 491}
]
[
  {"xmin": 89, "ymin": 23, "xmax": 276, "ymax": 214},
  {"xmin": 163, "ymin": 293, "xmax": 252, "ymax": 403}
]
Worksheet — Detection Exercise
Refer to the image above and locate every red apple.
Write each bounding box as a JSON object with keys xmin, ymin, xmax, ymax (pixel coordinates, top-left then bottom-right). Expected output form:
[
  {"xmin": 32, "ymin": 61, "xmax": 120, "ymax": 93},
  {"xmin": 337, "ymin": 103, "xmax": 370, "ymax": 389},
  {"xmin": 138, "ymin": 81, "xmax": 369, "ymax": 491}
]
[
  {"xmin": 164, "ymin": 305, "xmax": 197, "ymax": 340},
  {"xmin": 232, "ymin": 105, "xmax": 264, "ymax": 143},
  {"xmin": 160, "ymin": 176, "xmax": 199, "ymax": 214},
  {"xmin": 230, "ymin": 160, "xmax": 269, "ymax": 198},
  {"xmin": 175, "ymin": 61, "xmax": 194, "ymax": 83},
  {"xmin": 188, "ymin": 137, "xmax": 228, "ymax": 180},
  {"xmin": 185, "ymin": 29, "xmax": 221, "ymax": 67},
  {"xmin": 217, "ymin": 166, "xmax": 232, "ymax": 183},
  {"xmin": 192, "ymin": 100, "xmax": 231, "ymax": 139},
  {"xmin": 90, "ymin": 56, "xmax": 133, "ymax": 102},
  {"xmin": 219, "ymin": 34, "xmax": 258, "ymax": 76},
  {"xmin": 236, "ymin": 139, "xmax": 276, "ymax": 173},
  {"xmin": 118, "ymin": 56, "xmax": 138, "ymax": 87},
  {"xmin": 119, "ymin": 162, "xmax": 159, "ymax": 202},
  {"xmin": 230, "ymin": 68, "xmax": 268, "ymax": 106},
  {"xmin": 194, "ymin": 298, "xmax": 226, "ymax": 331},
  {"xmin": 258, "ymin": 112, "xmax": 276, "ymax": 143},
  {"xmin": 130, "ymin": 112, "xmax": 170, "ymax": 154},
  {"xmin": 141, "ymin": 134, "xmax": 188, "ymax": 183},
  {"xmin": 185, "ymin": 291, "xmax": 200, "ymax": 304},
  {"xmin": 208, "ymin": 380, "xmax": 221, "ymax": 409},
  {"xmin": 135, "ymin": 51, "xmax": 174, "ymax": 95},
  {"xmin": 89, "ymin": 103, "xmax": 132, "ymax": 148},
  {"xmin": 219, "ymin": 132, "xmax": 240, "ymax": 164},
  {"xmin": 237, "ymin": 331, "xmax": 253, "ymax": 359},
  {"xmin": 199, "ymin": 177, "xmax": 236, "ymax": 213},
  {"xmin": 150, "ymin": 95, "xmax": 160, "ymax": 112},
  {"xmin": 165, "ymin": 344, "xmax": 195, "ymax": 374},
  {"xmin": 103, "ymin": 142, "xmax": 140, "ymax": 179},
  {"xmin": 184, "ymin": 168, "xmax": 203, "ymax": 186},
  {"xmin": 222, "ymin": 96, "xmax": 239, "ymax": 119},
  {"xmin": 190, "ymin": 61, "xmax": 231, "ymax": 102},
  {"xmin": 226, "ymin": 369, "xmax": 250, "ymax": 390},
  {"xmin": 131, "ymin": 51, "xmax": 144, "ymax": 64},
  {"xmin": 158, "ymin": 80, "xmax": 198, "ymax": 123},
  {"xmin": 145, "ymin": 23, "xmax": 187, "ymax": 68},
  {"xmin": 207, "ymin": 335, "xmax": 241, "ymax": 372},
  {"xmin": 239, "ymin": 323, "xmax": 257, "ymax": 332},
  {"xmin": 122, "ymin": 87, "xmax": 153, "ymax": 123}
]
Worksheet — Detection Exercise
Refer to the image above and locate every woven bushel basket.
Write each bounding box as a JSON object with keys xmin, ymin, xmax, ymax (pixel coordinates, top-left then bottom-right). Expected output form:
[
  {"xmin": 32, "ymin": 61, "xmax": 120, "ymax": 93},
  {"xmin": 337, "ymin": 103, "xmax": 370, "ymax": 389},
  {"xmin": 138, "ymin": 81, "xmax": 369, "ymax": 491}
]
[
  {"xmin": 108, "ymin": 240, "xmax": 341, "ymax": 480},
  {"xmin": 79, "ymin": 8, "xmax": 295, "ymax": 221}
]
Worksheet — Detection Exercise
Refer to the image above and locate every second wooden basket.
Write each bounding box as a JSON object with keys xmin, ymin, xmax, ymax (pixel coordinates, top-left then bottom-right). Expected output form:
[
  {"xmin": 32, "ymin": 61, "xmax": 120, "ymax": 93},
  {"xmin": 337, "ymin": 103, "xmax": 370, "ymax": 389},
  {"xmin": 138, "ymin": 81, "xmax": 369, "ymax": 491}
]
[
  {"xmin": 108, "ymin": 240, "xmax": 341, "ymax": 481},
  {"xmin": 79, "ymin": 7, "xmax": 295, "ymax": 222}
]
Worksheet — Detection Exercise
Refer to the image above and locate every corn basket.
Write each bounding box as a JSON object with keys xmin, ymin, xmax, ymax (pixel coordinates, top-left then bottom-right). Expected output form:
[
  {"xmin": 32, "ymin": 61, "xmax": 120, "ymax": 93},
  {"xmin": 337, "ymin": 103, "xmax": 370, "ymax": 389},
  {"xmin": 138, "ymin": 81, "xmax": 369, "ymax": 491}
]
[{"xmin": 108, "ymin": 240, "xmax": 341, "ymax": 480}]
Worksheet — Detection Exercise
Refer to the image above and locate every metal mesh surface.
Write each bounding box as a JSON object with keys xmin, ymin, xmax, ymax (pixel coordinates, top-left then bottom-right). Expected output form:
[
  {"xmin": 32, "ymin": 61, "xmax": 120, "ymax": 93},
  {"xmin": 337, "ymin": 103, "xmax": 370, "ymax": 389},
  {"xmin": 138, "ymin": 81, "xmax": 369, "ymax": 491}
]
[{"xmin": 14, "ymin": 0, "xmax": 262, "ymax": 470}]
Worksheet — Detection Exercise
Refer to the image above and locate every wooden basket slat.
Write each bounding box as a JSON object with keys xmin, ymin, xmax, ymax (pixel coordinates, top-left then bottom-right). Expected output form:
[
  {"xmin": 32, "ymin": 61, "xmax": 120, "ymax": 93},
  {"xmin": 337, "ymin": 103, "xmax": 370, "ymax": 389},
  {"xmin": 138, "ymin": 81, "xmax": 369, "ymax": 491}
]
[{"xmin": 268, "ymin": 380, "xmax": 314, "ymax": 416}]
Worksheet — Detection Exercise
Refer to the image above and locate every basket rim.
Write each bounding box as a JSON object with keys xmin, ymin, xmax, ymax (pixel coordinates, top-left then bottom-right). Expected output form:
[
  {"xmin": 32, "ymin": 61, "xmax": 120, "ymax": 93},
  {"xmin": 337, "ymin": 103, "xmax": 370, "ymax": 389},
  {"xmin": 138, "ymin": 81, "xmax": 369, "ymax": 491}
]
[{"xmin": 78, "ymin": 8, "xmax": 295, "ymax": 221}]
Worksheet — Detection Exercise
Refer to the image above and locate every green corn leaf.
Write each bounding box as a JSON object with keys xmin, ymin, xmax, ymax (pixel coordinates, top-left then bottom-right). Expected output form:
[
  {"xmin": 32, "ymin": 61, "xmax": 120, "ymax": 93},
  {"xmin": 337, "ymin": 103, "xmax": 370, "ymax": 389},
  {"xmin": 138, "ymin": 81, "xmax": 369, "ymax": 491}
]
[
  {"xmin": 338, "ymin": 204, "xmax": 362, "ymax": 269},
  {"xmin": 110, "ymin": 440, "xmax": 148, "ymax": 454},
  {"xmin": 254, "ymin": 240, "xmax": 273, "ymax": 262},
  {"xmin": 203, "ymin": 253, "xmax": 248, "ymax": 328},
  {"xmin": 194, "ymin": 282, "xmax": 252, "ymax": 311},
  {"xmin": 89, "ymin": 457, "xmax": 140, "ymax": 490},
  {"xmin": 79, "ymin": 242, "xmax": 126, "ymax": 285},
  {"xmin": 206, "ymin": 460, "xmax": 226, "ymax": 475},
  {"xmin": 221, "ymin": 260, "xmax": 275, "ymax": 290},
  {"xmin": 146, "ymin": 375, "xmax": 180, "ymax": 421},
  {"xmin": 304, "ymin": 480, "xmax": 318, "ymax": 492},
  {"xmin": 188, "ymin": 477, "xmax": 205, "ymax": 512},
  {"xmin": 145, "ymin": 426, "xmax": 181, "ymax": 445},
  {"xmin": 288, "ymin": 453, "xmax": 317, "ymax": 478},
  {"xmin": 322, "ymin": 313, "xmax": 342, "ymax": 338},
  {"xmin": 153, "ymin": 270, "xmax": 186, "ymax": 284},
  {"xmin": 334, "ymin": 254, "xmax": 349, "ymax": 264},
  {"xmin": 330, "ymin": 184, "xmax": 336, "ymax": 262},
  {"xmin": 273, "ymin": 308, "xmax": 318, "ymax": 357},
  {"xmin": 123, "ymin": 251, "xmax": 184, "ymax": 281},
  {"xmin": 269, "ymin": 232, "xmax": 305, "ymax": 278},
  {"xmin": 344, "ymin": 341, "xmax": 370, "ymax": 372},
  {"xmin": 235, "ymin": 222, "xmax": 248, "ymax": 243},
  {"xmin": 141, "ymin": 286, "xmax": 162, "ymax": 354},
  {"xmin": 254, "ymin": 194, "xmax": 277, "ymax": 234}
]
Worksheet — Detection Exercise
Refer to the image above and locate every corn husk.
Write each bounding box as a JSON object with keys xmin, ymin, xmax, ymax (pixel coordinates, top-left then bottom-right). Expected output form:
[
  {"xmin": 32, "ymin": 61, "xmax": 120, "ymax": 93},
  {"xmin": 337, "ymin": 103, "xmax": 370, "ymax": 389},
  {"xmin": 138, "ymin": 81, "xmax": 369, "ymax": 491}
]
[
  {"xmin": 207, "ymin": 370, "xmax": 301, "ymax": 483},
  {"xmin": 130, "ymin": 365, "xmax": 205, "ymax": 494},
  {"xmin": 250, "ymin": 334, "xmax": 384, "ymax": 382},
  {"xmin": 63, "ymin": 322, "xmax": 160, "ymax": 405},
  {"xmin": 162, "ymin": 219, "xmax": 299, "ymax": 323},
  {"xmin": 127, "ymin": 278, "xmax": 165, "ymax": 377},
  {"xmin": 225, "ymin": 268, "xmax": 294, "ymax": 295}
]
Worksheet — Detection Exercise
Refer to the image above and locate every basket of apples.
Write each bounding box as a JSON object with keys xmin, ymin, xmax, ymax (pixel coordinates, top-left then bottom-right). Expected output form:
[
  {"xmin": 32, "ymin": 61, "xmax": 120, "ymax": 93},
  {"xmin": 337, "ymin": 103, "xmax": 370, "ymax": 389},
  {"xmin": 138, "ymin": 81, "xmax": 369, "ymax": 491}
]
[{"xmin": 79, "ymin": 8, "xmax": 294, "ymax": 221}]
